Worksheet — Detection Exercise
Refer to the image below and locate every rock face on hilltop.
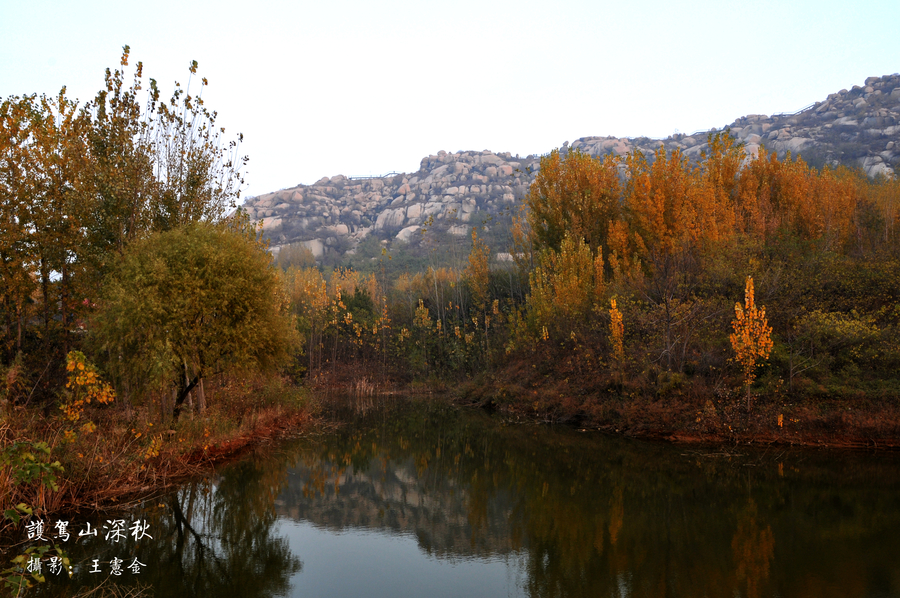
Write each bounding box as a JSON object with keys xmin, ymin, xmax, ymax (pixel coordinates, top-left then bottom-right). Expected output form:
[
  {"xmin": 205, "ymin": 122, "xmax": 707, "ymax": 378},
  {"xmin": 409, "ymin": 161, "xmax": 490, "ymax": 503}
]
[
  {"xmin": 572, "ymin": 73, "xmax": 900, "ymax": 179},
  {"xmin": 243, "ymin": 149, "xmax": 540, "ymax": 260},
  {"xmin": 243, "ymin": 74, "xmax": 900, "ymax": 261}
]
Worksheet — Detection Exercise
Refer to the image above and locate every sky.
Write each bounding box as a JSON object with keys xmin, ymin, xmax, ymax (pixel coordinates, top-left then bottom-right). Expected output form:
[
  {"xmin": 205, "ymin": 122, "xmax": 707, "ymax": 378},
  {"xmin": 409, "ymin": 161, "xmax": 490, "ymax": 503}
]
[{"xmin": 2, "ymin": 0, "xmax": 899, "ymax": 201}]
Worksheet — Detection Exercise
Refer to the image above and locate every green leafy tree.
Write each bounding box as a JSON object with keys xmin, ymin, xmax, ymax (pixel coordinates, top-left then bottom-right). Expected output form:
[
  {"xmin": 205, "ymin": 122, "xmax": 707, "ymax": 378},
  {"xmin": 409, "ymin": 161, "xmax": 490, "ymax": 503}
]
[{"xmin": 92, "ymin": 220, "xmax": 298, "ymax": 419}]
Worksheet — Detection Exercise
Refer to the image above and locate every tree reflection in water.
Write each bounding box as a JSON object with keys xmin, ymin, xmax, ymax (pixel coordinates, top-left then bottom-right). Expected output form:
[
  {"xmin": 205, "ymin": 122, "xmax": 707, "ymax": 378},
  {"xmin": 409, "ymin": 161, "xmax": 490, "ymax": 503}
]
[
  {"xmin": 26, "ymin": 452, "xmax": 301, "ymax": 598},
  {"xmin": 147, "ymin": 457, "xmax": 302, "ymax": 598},
  {"xmin": 732, "ymin": 498, "xmax": 775, "ymax": 598},
  {"xmin": 276, "ymin": 400, "xmax": 900, "ymax": 598},
  {"xmin": 20, "ymin": 399, "xmax": 900, "ymax": 598}
]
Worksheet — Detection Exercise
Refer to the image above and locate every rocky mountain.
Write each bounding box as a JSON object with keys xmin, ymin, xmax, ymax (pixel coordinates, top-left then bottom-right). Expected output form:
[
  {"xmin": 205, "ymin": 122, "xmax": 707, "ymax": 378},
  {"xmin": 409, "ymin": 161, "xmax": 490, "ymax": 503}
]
[
  {"xmin": 243, "ymin": 73, "xmax": 900, "ymax": 262},
  {"xmin": 245, "ymin": 148, "xmax": 536, "ymax": 261},
  {"xmin": 274, "ymin": 455, "xmax": 518, "ymax": 559}
]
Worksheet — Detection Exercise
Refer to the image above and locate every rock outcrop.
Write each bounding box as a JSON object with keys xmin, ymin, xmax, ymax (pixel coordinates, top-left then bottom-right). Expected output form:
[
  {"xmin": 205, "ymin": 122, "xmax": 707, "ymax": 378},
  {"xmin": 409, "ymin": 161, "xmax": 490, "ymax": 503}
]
[
  {"xmin": 243, "ymin": 149, "xmax": 538, "ymax": 259},
  {"xmin": 570, "ymin": 73, "xmax": 900, "ymax": 179},
  {"xmin": 243, "ymin": 74, "xmax": 900, "ymax": 261}
]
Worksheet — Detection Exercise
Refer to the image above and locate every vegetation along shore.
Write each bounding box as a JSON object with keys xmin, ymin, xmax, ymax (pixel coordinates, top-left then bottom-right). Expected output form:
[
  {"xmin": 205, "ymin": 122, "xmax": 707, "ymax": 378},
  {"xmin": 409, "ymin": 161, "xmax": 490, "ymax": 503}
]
[{"xmin": 2, "ymin": 48, "xmax": 900, "ymax": 591}]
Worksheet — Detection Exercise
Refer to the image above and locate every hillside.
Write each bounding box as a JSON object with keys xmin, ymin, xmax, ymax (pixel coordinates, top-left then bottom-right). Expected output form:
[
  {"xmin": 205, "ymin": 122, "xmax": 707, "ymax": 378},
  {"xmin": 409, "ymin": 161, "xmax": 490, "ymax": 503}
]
[{"xmin": 243, "ymin": 73, "xmax": 900, "ymax": 263}]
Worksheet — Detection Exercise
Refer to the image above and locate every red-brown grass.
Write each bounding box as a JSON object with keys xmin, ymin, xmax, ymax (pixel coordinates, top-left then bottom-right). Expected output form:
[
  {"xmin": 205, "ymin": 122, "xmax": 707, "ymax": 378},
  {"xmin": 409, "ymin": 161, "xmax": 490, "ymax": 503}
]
[{"xmin": 1, "ymin": 374, "xmax": 315, "ymax": 531}]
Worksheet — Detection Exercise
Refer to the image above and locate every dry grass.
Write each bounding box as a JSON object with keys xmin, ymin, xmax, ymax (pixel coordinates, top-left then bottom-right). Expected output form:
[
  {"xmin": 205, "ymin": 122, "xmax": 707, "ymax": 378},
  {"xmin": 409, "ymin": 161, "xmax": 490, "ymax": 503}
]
[
  {"xmin": 455, "ymin": 347, "xmax": 900, "ymax": 450},
  {"xmin": 1, "ymin": 374, "xmax": 315, "ymax": 529}
]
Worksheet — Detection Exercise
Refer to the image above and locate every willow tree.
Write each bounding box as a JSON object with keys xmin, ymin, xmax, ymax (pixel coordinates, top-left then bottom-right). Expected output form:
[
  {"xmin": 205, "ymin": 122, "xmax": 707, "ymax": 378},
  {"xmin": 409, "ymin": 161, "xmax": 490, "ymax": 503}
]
[
  {"xmin": 1, "ymin": 47, "xmax": 249, "ymax": 397},
  {"xmin": 92, "ymin": 220, "xmax": 298, "ymax": 419}
]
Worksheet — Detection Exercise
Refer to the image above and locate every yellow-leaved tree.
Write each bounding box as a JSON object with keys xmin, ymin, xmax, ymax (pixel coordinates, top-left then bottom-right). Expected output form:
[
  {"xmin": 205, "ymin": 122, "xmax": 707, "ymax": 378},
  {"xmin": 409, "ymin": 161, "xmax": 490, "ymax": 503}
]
[
  {"xmin": 525, "ymin": 148, "xmax": 621, "ymax": 257},
  {"xmin": 730, "ymin": 276, "xmax": 773, "ymax": 409},
  {"xmin": 526, "ymin": 233, "xmax": 604, "ymax": 338},
  {"xmin": 609, "ymin": 298, "xmax": 625, "ymax": 384}
]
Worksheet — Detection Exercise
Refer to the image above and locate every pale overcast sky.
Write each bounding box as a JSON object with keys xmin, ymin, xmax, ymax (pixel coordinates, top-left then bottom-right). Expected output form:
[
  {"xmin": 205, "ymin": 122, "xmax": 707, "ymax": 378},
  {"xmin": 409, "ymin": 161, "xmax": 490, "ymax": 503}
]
[{"xmin": 2, "ymin": 0, "xmax": 898, "ymax": 200}]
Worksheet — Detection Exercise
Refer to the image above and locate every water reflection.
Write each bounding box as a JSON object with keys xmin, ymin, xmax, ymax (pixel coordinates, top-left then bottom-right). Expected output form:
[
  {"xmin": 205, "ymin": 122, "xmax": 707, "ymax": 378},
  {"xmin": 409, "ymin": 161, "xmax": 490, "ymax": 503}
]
[
  {"xmin": 19, "ymin": 453, "xmax": 301, "ymax": 597},
  {"xmin": 15, "ymin": 398, "xmax": 900, "ymax": 597},
  {"xmin": 272, "ymin": 400, "xmax": 900, "ymax": 598},
  {"xmin": 148, "ymin": 458, "xmax": 302, "ymax": 597}
]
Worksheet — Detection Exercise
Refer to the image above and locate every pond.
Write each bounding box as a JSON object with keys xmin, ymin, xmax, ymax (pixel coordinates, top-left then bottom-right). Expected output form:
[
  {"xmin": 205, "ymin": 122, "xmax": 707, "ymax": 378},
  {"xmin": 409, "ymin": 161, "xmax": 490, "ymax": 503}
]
[{"xmin": 12, "ymin": 397, "xmax": 900, "ymax": 597}]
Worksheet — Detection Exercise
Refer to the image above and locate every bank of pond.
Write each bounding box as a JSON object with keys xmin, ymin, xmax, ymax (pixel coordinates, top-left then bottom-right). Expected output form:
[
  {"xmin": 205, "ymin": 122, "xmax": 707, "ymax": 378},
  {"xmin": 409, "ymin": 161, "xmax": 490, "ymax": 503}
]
[{"xmin": 3, "ymin": 396, "xmax": 900, "ymax": 598}]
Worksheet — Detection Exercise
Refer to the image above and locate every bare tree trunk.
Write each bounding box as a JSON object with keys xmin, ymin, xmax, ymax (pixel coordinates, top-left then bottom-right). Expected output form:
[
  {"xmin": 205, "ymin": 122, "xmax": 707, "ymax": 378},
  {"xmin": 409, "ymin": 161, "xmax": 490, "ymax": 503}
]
[
  {"xmin": 196, "ymin": 378, "xmax": 206, "ymax": 413},
  {"xmin": 3, "ymin": 295, "xmax": 10, "ymax": 359},
  {"xmin": 184, "ymin": 368, "xmax": 194, "ymax": 413},
  {"xmin": 172, "ymin": 373, "xmax": 201, "ymax": 423},
  {"xmin": 121, "ymin": 379, "xmax": 134, "ymax": 419},
  {"xmin": 167, "ymin": 388, "xmax": 176, "ymax": 423}
]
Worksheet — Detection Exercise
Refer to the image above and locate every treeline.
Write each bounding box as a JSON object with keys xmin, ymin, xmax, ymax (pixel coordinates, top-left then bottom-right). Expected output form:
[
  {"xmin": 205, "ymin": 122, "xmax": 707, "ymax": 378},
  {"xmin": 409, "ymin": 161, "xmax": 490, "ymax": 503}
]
[
  {"xmin": 1, "ymin": 51, "xmax": 305, "ymax": 554},
  {"xmin": 289, "ymin": 135, "xmax": 900, "ymax": 415},
  {"xmin": 0, "ymin": 47, "xmax": 252, "ymax": 408},
  {"xmin": 4, "ymin": 48, "xmax": 899, "ymax": 424},
  {"xmin": 510, "ymin": 136, "xmax": 900, "ymax": 379}
]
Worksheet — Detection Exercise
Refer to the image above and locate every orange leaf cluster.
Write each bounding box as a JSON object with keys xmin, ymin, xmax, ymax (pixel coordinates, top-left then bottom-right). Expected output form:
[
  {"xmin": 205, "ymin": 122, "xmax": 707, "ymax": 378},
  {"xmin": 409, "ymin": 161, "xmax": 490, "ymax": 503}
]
[
  {"xmin": 524, "ymin": 134, "xmax": 900, "ymax": 287},
  {"xmin": 729, "ymin": 277, "xmax": 773, "ymax": 394},
  {"xmin": 609, "ymin": 299, "xmax": 624, "ymax": 363},
  {"xmin": 62, "ymin": 350, "xmax": 115, "ymax": 423}
]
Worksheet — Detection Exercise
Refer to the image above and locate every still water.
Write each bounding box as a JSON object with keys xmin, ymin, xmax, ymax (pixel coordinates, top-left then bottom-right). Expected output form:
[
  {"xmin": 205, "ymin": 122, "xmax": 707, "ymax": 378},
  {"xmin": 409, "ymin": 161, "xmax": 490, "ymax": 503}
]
[{"xmin": 18, "ymin": 398, "xmax": 900, "ymax": 597}]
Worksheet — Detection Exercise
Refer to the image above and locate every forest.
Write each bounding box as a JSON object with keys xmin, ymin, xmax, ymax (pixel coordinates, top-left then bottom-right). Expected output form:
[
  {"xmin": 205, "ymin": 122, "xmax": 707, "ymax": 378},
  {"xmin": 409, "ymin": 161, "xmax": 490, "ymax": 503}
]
[
  {"xmin": 279, "ymin": 134, "xmax": 900, "ymax": 441},
  {"xmin": 3, "ymin": 47, "xmax": 900, "ymax": 590},
  {"xmin": 1, "ymin": 50, "xmax": 308, "ymax": 588}
]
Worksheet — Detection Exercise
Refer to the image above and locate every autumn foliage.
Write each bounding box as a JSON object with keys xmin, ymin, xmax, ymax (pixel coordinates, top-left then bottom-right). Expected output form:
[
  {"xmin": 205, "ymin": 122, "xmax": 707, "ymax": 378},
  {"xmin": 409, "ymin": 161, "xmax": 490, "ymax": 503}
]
[
  {"xmin": 62, "ymin": 350, "xmax": 115, "ymax": 425},
  {"xmin": 490, "ymin": 134, "xmax": 900, "ymax": 415},
  {"xmin": 1, "ymin": 46, "xmax": 246, "ymax": 405},
  {"xmin": 0, "ymin": 50, "xmax": 306, "ymax": 524},
  {"xmin": 4, "ymin": 46, "xmax": 900, "ymax": 475},
  {"xmin": 280, "ymin": 135, "xmax": 900, "ymax": 421},
  {"xmin": 730, "ymin": 277, "xmax": 774, "ymax": 406}
]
